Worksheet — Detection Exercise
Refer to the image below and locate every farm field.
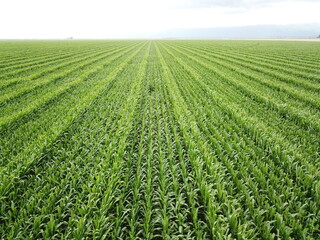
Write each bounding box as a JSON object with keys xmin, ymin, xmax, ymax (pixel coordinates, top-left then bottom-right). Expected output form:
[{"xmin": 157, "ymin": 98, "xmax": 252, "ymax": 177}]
[{"xmin": 0, "ymin": 40, "xmax": 319, "ymax": 239}]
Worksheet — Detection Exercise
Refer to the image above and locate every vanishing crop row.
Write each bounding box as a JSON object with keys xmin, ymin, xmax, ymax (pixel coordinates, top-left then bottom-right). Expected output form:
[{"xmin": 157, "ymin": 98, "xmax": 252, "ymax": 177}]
[{"xmin": 0, "ymin": 40, "xmax": 319, "ymax": 239}]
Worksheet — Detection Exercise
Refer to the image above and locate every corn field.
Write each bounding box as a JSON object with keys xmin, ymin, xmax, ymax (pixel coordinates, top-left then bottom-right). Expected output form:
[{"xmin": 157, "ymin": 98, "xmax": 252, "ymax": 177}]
[{"xmin": 0, "ymin": 40, "xmax": 319, "ymax": 239}]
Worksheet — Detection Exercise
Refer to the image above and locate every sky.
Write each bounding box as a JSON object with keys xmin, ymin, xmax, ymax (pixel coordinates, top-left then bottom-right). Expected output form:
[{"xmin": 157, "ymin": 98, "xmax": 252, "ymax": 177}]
[{"xmin": 0, "ymin": 0, "xmax": 319, "ymax": 39}]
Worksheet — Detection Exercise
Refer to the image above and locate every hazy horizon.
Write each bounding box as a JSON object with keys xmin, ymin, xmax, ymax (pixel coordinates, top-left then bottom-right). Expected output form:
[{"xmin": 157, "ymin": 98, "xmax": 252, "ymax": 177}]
[{"xmin": 1, "ymin": 0, "xmax": 319, "ymax": 39}]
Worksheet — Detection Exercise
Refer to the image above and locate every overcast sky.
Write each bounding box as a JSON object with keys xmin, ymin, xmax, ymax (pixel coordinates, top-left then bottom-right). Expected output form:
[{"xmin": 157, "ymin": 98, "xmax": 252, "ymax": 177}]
[{"xmin": 0, "ymin": 0, "xmax": 319, "ymax": 39}]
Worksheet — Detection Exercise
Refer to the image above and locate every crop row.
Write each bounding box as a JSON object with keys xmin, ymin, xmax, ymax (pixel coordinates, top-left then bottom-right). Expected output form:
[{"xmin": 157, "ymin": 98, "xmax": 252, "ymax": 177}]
[{"xmin": 0, "ymin": 40, "xmax": 319, "ymax": 239}]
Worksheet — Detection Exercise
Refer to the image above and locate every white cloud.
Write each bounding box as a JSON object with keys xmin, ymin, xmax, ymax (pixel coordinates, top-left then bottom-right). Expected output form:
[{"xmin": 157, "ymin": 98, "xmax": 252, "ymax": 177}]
[
  {"xmin": 163, "ymin": 0, "xmax": 320, "ymax": 9},
  {"xmin": 0, "ymin": 0, "xmax": 319, "ymax": 38}
]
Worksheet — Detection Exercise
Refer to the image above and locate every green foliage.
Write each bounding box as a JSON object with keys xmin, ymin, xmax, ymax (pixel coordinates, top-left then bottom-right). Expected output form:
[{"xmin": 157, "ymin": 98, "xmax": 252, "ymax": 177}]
[{"xmin": 0, "ymin": 40, "xmax": 319, "ymax": 239}]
